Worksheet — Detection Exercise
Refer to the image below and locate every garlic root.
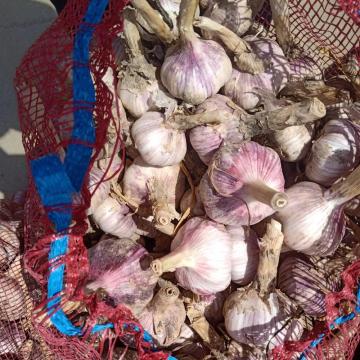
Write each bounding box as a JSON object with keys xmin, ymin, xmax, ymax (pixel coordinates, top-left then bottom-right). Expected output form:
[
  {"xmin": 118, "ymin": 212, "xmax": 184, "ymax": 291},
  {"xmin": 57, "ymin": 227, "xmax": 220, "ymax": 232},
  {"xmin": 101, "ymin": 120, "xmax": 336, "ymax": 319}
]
[
  {"xmin": 194, "ymin": 16, "xmax": 264, "ymax": 74},
  {"xmin": 131, "ymin": 0, "xmax": 175, "ymax": 44}
]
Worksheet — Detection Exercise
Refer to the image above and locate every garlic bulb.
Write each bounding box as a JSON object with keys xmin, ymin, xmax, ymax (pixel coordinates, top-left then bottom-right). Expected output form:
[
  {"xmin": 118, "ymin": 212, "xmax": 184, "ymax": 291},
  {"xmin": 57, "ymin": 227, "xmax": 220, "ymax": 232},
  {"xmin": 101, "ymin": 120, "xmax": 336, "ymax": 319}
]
[
  {"xmin": 0, "ymin": 275, "xmax": 25, "ymax": 321},
  {"xmin": 131, "ymin": 111, "xmax": 187, "ymax": 166},
  {"xmin": 277, "ymin": 165, "xmax": 360, "ymax": 255},
  {"xmin": 123, "ymin": 157, "xmax": 185, "ymax": 227},
  {"xmin": 151, "ymin": 217, "xmax": 232, "ymax": 294},
  {"xmin": 189, "ymin": 94, "xmax": 243, "ymax": 164},
  {"xmin": 224, "ymin": 220, "xmax": 301, "ymax": 348},
  {"xmin": 272, "ymin": 124, "xmax": 315, "ymax": 162},
  {"xmin": 92, "ymin": 197, "xmax": 136, "ymax": 239},
  {"xmin": 227, "ymin": 226, "xmax": 259, "ymax": 285},
  {"xmin": 201, "ymin": 287, "xmax": 232, "ymax": 325},
  {"xmin": 138, "ymin": 282, "xmax": 186, "ymax": 346},
  {"xmin": 180, "ymin": 187, "xmax": 205, "ymax": 217},
  {"xmin": 278, "ymin": 252, "xmax": 340, "ymax": 317},
  {"xmin": 86, "ymin": 235, "xmax": 157, "ymax": 316},
  {"xmin": 305, "ymin": 119, "xmax": 360, "ymax": 186},
  {"xmin": 223, "ymin": 36, "xmax": 290, "ymax": 110},
  {"xmin": 0, "ymin": 221, "xmax": 20, "ymax": 270},
  {"xmin": 289, "ymin": 55, "xmax": 323, "ymax": 81},
  {"xmin": 200, "ymin": 142, "xmax": 287, "ymax": 225},
  {"xmin": 203, "ymin": 0, "xmax": 252, "ymax": 37},
  {"xmin": 160, "ymin": 0, "xmax": 232, "ymax": 105}
]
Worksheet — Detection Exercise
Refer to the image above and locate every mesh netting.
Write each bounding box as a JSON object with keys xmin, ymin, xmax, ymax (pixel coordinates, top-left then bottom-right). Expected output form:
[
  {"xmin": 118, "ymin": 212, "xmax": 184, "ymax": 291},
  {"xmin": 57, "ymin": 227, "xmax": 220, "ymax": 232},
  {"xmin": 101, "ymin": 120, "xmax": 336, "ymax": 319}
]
[{"xmin": 1, "ymin": 0, "xmax": 358, "ymax": 359}]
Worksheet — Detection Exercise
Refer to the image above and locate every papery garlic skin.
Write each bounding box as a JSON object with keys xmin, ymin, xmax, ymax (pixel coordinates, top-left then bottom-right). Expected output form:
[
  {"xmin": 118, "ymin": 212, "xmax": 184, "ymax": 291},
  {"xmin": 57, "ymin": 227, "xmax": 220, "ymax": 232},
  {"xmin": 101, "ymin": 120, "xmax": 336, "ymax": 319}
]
[
  {"xmin": 289, "ymin": 56, "xmax": 323, "ymax": 81},
  {"xmin": 153, "ymin": 217, "xmax": 232, "ymax": 295},
  {"xmin": 223, "ymin": 37, "xmax": 290, "ymax": 110},
  {"xmin": 0, "ymin": 276, "xmax": 25, "ymax": 321},
  {"xmin": 277, "ymin": 182, "xmax": 345, "ymax": 256},
  {"xmin": 0, "ymin": 221, "xmax": 19, "ymax": 270},
  {"xmin": 224, "ymin": 289, "xmax": 286, "ymax": 347},
  {"xmin": 272, "ymin": 124, "xmax": 315, "ymax": 162},
  {"xmin": 305, "ymin": 119, "xmax": 360, "ymax": 186},
  {"xmin": 86, "ymin": 236, "xmax": 157, "ymax": 316},
  {"xmin": 161, "ymin": 37, "xmax": 232, "ymax": 105},
  {"xmin": 132, "ymin": 112, "xmax": 187, "ymax": 166},
  {"xmin": 200, "ymin": 142, "xmax": 286, "ymax": 225},
  {"xmin": 189, "ymin": 94, "xmax": 242, "ymax": 164},
  {"xmin": 203, "ymin": 0, "xmax": 252, "ymax": 37},
  {"xmin": 180, "ymin": 187, "xmax": 205, "ymax": 216},
  {"xmin": 92, "ymin": 197, "xmax": 136, "ymax": 239},
  {"xmin": 227, "ymin": 226, "xmax": 259, "ymax": 286}
]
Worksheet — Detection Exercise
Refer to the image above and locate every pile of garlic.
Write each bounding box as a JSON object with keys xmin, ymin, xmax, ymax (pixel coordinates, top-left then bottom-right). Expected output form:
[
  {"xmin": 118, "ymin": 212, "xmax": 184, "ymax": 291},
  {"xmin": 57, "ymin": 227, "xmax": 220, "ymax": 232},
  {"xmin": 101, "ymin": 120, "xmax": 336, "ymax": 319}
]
[{"xmin": 84, "ymin": 0, "xmax": 360, "ymax": 358}]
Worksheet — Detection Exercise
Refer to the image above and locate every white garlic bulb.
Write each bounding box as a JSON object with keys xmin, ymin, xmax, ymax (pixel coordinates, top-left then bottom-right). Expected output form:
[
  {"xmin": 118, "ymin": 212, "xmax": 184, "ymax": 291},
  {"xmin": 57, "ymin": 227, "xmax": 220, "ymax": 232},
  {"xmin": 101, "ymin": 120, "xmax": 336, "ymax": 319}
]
[
  {"xmin": 131, "ymin": 111, "xmax": 187, "ymax": 166},
  {"xmin": 160, "ymin": 0, "xmax": 232, "ymax": 105},
  {"xmin": 272, "ymin": 124, "xmax": 315, "ymax": 162},
  {"xmin": 223, "ymin": 36, "xmax": 290, "ymax": 110},
  {"xmin": 227, "ymin": 226, "xmax": 259, "ymax": 286},
  {"xmin": 92, "ymin": 197, "xmax": 136, "ymax": 239},
  {"xmin": 305, "ymin": 119, "xmax": 360, "ymax": 186}
]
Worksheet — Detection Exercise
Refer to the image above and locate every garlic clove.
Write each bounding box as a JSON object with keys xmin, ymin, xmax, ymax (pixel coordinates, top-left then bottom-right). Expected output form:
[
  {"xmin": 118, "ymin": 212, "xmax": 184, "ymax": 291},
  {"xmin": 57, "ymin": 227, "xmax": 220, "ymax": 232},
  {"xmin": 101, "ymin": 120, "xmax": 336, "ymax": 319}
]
[
  {"xmin": 92, "ymin": 197, "xmax": 137, "ymax": 239},
  {"xmin": 131, "ymin": 111, "xmax": 187, "ymax": 167}
]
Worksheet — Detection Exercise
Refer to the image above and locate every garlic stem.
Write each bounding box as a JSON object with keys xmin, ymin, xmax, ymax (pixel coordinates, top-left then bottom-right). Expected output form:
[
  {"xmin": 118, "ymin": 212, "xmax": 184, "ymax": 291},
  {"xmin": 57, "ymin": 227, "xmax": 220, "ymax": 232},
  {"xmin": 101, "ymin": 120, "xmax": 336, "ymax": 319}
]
[
  {"xmin": 151, "ymin": 251, "xmax": 193, "ymax": 275},
  {"xmin": 255, "ymin": 219, "xmax": 284, "ymax": 296},
  {"xmin": 242, "ymin": 97, "xmax": 326, "ymax": 136},
  {"xmin": 123, "ymin": 9, "xmax": 143, "ymax": 57},
  {"xmin": 131, "ymin": 0, "xmax": 175, "ymax": 44},
  {"xmin": 246, "ymin": 181, "xmax": 288, "ymax": 210},
  {"xmin": 194, "ymin": 16, "xmax": 265, "ymax": 74},
  {"xmin": 179, "ymin": 0, "xmax": 199, "ymax": 38},
  {"xmin": 269, "ymin": 0, "xmax": 292, "ymax": 55},
  {"xmin": 327, "ymin": 165, "xmax": 360, "ymax": 205},
  {"xmin": 168, "ymin": 110, "xmax": 232, "ymax": 130},
  {"xmin": 157, "ymin": 283, "xmax": 180, "ymax": 304}
]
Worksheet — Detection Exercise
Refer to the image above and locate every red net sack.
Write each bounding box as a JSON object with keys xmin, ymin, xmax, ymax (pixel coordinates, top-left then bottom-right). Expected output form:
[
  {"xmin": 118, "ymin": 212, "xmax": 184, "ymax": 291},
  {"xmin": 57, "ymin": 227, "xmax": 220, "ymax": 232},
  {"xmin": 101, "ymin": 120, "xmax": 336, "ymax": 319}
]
[{"xmin": 6, "ymin": 0, "xmax": 360, "ymax": 359}]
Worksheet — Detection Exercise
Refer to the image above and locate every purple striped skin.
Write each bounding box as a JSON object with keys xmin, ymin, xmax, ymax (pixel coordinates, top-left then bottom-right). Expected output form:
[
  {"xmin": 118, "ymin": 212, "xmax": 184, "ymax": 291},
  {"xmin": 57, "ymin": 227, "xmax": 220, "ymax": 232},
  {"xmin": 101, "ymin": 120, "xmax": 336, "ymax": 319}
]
[{"xmin": 161, "ymin": 37, "xmax": 232, "ymax": 105}]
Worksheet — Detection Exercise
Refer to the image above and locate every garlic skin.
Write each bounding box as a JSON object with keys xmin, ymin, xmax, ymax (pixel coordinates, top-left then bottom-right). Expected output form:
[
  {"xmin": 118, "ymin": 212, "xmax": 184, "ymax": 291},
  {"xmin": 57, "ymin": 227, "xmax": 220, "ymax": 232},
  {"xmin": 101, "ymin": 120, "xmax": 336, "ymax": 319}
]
[
  {"xmin": 227, "ymin": 226, "xmax": 259, "ymax": 286},
  {"xmin": 289, "ymin": 55, "xmax": 323, "ymax": 81},
  {"xmin": 123, "ymin": 157, "xmax": 185, "ymax": 226},
  {"xmin": 161, "ymin": 37, "xmax": 232, "ymax": 105},
  {"xmin": 272, "ymin": 124, "xmax": 315, "ymax": 162},
  {"xmin": 86, "ymin": 236, "xmax": 157, "ymax": 316},
  {"xmin": 0, "ymin": 321, "xmax": 26, "ymax": 355},
  {"xmin": 92, "ymin": 197, "xmax": 136, "ymax": 239},
  {"xmin": 277, "ymin": 182, "xmax": 346, "ymax": 256},
  {"xmin": 0, "ymin": 221, "xmax": 20, "ymax": 270},
  {"xmin": 151, "ymin": 217, "xmax": 232, "ymax": 295},
  {"xmin": 138, "ymin": 283, "xmax": 186, "ymax": 346},
  {"xmin": 189, "ymin": 94, "xmax": 243, "ymax": 164},
  {"xmin": 132, "ymin": 112, "xmax": 187, "ymax": 166},
  {"xmin": 224, "ymin": 290, "xmax": 287, "ymax": 347},
  {"xmin": 223, "ymin": 37, "xmax": 290, "ymax": 110},
  {"xmin": 200, "ymin": 142, "xmax": 286, "ymax": 225},
  {"xmin": 305, "ymin": 119, "xmax": 360, "ymax": 186},
  {"xmin": 180, "ymin": 187, "xmax": 205, "ymax": 217},
  {"xmin": 203, "ymin": 0, "xmax": 252, "ymax": 37}
]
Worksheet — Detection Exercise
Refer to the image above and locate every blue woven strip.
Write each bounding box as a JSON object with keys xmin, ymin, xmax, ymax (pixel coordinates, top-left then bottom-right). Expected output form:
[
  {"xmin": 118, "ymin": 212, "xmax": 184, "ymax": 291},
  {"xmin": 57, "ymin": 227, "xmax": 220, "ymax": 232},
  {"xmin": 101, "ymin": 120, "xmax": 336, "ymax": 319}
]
[{"xmin": 299, "ymin": 281, "xmax": 360, "ymax": 359}]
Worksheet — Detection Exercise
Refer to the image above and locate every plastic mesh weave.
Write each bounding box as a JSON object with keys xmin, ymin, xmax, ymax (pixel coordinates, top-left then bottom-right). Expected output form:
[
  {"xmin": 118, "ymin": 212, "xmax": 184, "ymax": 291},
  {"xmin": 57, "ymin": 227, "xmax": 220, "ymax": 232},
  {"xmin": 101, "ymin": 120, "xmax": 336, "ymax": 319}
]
[{"xmin": 4, "ymin": 0, "xmax": 360, "ymax": 359}]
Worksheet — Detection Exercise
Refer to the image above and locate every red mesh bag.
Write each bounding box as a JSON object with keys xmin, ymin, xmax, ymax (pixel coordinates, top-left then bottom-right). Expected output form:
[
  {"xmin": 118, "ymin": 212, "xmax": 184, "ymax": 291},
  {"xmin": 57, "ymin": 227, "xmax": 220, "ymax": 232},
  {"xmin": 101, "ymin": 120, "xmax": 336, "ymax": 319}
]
[{"xmin": 4, "ymin": 0, "xmax": 359, "ymax": 359}]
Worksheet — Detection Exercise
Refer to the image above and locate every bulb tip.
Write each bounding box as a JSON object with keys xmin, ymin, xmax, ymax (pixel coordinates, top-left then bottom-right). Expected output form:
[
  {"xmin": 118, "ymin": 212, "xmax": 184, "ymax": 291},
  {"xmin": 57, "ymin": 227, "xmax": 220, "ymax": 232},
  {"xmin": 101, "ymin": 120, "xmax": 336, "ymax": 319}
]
[
  {"xmin": 271, "ymin": 192, "xmax": 288, "ymax": 211},
  {"xmin": 151, "ymin": 259, "xmax": 163, "ymax": 276}
]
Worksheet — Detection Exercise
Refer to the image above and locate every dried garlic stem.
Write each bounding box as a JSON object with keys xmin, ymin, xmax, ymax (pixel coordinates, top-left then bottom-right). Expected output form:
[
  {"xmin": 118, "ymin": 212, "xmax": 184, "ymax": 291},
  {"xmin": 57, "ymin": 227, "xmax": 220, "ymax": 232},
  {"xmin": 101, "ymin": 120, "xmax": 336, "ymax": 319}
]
[
  {"xmin": 123, "ymin": 9, "xmax": 143, "ymax": 57},
  {"xmin": 327, "ymin": 165, "xmax": 360, "ymax": 205},
  {"xmin": 179, "ymin": 0, "xmax": 199, "ymax": 38},
  {"xmin": 194, "ymin": 16, "xmax": 265, "ymax": 74},
  {"xmin": 269, "ymin": 0, "xmax": 292, "ymax": 55},
  {"xmin": 151, "ymin": 251, "xmax": 192, "ymax": 275},
  {"xmin": 168, "ymin": 110, "xmax": 232, "ymax": 130},
  {"xmin": 157, "ymin": 283, "xmax": 180, "ymax": 304},
  {"xmin": 243, "ymin": 97, "xmax": 326, "ymax": 136},
  {"xmin": 247, "ymin": 181, "xmax": 288, "ymax": 210},
  {"xmin": 131, "ymin": 0, "xmax": 175, "ymax": 44},
  {"xmin": 255, "ymin": 219, "xmax": 283, "ymax": 297}
]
